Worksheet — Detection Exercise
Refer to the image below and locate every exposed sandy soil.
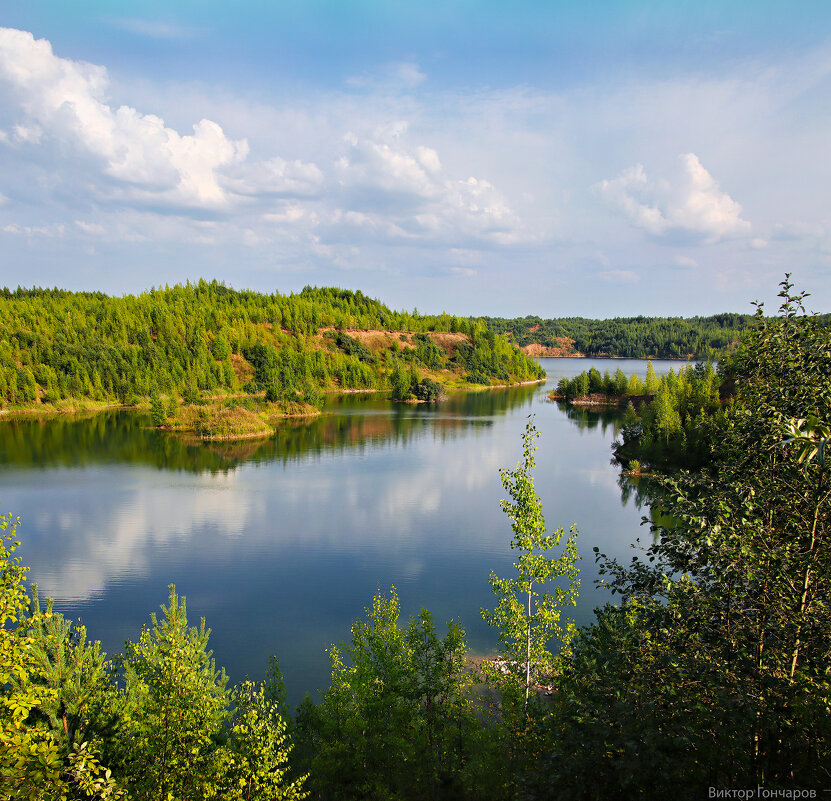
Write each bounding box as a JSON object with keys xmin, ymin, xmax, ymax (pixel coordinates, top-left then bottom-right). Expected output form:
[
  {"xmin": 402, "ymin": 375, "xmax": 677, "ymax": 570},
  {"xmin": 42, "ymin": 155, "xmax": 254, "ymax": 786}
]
[{"xmin": 521, "ymin": 337, "xmax": 579, "ymax": 358}]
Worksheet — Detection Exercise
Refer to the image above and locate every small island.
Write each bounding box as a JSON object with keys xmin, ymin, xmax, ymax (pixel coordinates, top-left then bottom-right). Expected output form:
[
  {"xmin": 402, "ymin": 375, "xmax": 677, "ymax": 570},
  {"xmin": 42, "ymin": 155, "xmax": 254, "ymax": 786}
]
[{"xmin": 152, "ymin": 397, "xmax": 320, "ymax": 441}]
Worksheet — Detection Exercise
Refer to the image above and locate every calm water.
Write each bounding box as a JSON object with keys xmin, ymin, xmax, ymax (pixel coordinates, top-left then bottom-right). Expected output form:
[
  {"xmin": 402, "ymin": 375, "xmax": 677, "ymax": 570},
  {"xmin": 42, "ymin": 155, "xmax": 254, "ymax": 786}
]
[{"xmin": 0, "ymin": 358, "xmax": 683, "ymax": 704}]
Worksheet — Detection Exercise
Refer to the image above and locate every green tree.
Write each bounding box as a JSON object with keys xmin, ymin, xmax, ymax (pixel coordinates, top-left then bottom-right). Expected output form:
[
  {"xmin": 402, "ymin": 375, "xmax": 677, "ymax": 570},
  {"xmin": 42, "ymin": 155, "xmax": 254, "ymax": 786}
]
[
  {"xmin": 390, "ymin": 360, "xmax": 409, "ymax": 401},
  {"xmin": 213, "ymin": 681, "xmax": 307, "ymax": 801},
  {"xmin": 298, "ymin": 589, "xmax": 476, "ymax": 801},
  {"xmin": 644, "ymin": 360, "xmax": 659, "ymax": 394},
  {"xmin": 111, "ymin": 585, "xmax": 230, "ymax": 800},
  {"xmin": 149, "ymin": 390, "xmax": 165, "ymax": 427},
  {"xmin": 0, "ymin": 513, "xmax": 122, "ymax": 800},
  {"xmin": 553, "ymin": 278, "xmax": 831, "ymax": 793},
  {"xmin": 481, "ymin": 417, "xmax": 580, "ymax": 718},
  {"xmin": 22, "ymin": 586, "xmax": 109, "ymax": 749}
]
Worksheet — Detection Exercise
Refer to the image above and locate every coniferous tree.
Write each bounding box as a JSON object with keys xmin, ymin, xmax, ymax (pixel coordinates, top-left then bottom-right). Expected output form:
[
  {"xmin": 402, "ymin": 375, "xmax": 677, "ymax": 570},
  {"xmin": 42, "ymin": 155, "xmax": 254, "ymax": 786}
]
[{"xmin": 111, "ymin": 585, "xmax": 230, "ymax": 800}]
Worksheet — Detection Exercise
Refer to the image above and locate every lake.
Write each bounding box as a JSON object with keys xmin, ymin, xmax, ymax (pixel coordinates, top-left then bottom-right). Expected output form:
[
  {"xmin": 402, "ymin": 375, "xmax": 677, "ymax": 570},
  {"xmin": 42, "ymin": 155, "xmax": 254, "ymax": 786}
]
[{"xmin": 0, "ymin": 358, "xmax": 683, "ymax": 704}]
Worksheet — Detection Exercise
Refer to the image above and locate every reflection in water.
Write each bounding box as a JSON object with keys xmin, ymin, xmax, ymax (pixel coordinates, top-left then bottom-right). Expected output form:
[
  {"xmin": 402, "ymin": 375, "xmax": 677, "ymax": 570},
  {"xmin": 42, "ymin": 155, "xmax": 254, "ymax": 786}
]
[
  {"xmin": 0, "ymin": 360, "xmax": 669, "ymax": 704},
  {"xmin": 0, "ymin": 384, "xmax": 536, "ymax": 476},
  {"xmin": 617, "ymin": 473, "xmax": 656, "ymax": 511},
  {"xmin": 558, "ymin": 402, "xmax": 624, "ymax": 438}
]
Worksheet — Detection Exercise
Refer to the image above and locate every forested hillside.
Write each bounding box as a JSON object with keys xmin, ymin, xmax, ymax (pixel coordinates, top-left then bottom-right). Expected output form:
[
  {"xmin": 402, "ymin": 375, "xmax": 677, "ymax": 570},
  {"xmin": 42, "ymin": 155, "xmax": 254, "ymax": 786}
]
[
  {"xmin": 0, "ymin": 282, "xmax": 543, "ymax": 409},
  {"xmin": 485, "ymin": 312, "xmax": 755, "ymax": 358}
]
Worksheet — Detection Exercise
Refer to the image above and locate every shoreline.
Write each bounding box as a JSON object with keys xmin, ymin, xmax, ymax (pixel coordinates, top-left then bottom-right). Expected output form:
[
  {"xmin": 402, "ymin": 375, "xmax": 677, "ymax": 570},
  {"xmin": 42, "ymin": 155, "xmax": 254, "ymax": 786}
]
[{"xmin": 0, "ymin": 378, "xmax": 548, "ymax": 423}]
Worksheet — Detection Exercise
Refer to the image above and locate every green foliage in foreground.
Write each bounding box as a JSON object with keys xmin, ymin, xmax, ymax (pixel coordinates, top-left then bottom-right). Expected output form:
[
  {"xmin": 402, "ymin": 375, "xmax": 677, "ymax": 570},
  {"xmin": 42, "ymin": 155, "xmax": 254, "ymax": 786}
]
[
  {"xmin": 547, "ymin": 278, "xmax": 831, "ymax": 797},
  {"xmin": 0, "ymin": 282, "xmax": 542, "ymax": 410},
  {"xmin": 294, "ymin": 590, "xmax": 480, "ymax": 800}
]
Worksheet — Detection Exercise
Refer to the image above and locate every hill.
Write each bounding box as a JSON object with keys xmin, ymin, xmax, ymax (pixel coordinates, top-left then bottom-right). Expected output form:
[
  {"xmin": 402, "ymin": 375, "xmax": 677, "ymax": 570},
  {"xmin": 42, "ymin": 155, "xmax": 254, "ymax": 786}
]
[{"xmin": 0, "ymin": 281, "xmax": 544, "ymax": 410}]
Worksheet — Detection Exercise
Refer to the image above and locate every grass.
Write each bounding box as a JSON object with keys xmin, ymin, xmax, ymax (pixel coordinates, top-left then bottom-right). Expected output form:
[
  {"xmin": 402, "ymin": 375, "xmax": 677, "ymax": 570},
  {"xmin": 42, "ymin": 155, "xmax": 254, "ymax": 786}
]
[{"xmin": 162, "ymin": 400, "xmax": 320, "ymax": 440}]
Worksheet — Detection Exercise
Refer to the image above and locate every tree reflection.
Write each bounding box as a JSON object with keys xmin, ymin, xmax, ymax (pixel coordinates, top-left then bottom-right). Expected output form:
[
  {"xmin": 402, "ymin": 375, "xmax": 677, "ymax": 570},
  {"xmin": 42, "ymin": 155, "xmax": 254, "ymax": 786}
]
[{"xmin": 0, "ymin": 384, "xmax": 540, "ymax": 475}]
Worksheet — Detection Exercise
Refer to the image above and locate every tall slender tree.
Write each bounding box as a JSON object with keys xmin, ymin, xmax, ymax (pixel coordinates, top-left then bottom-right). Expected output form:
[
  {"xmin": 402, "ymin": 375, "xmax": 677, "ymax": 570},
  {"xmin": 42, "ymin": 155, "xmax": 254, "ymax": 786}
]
[{"xmin": 482, "ymin": 417, "xmax": 580, "ymax": 718}]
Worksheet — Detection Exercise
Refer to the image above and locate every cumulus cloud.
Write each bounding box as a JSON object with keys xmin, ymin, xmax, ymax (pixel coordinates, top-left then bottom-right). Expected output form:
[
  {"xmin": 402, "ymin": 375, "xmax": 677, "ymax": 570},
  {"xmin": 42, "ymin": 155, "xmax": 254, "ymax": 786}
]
[
  {"xmin": 0, "ymin": 27, "xmax": 250, "ymax": 209},
  {"xmin": 0, "ymin": 27, "xmax": 526, "ymax": 262},
  {"xmin": 333, "ymin": 132, "xmax": 523, "ymax": 244},
  {"xmin": 598, "ymin": 153, "xmax": 751, "ymax": 243},
  {"xmin": 220, "ymin": 157, "xmax": 324, "ymax": 198},
  {"xmin": 0, "ymin": 28, "xmax": 323, "ymax": 211}
]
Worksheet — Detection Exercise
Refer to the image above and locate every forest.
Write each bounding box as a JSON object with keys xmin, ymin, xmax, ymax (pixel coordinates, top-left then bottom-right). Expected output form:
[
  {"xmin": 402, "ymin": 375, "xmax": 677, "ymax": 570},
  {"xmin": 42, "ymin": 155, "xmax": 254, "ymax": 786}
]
[
  {"xmin": 485, "ymin": 311, "xmax": 757, "ymax": 358},
  {"xmin": 552, "ymin": 361, "xmax": 725, "ymax": 470},
  {"xmin": 2, "ymin": 278, "xmax": 830, "ymax": 798},
  {"xmin": 0, "ymin": 282, "xmax": 544, "ymax": 411}
]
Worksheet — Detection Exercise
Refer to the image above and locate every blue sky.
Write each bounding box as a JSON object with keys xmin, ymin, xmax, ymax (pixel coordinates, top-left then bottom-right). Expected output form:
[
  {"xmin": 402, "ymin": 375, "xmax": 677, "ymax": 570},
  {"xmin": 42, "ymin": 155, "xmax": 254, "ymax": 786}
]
[{"xmin": 1, "ymin": 1, "xmax": 830, "ymax": 316}]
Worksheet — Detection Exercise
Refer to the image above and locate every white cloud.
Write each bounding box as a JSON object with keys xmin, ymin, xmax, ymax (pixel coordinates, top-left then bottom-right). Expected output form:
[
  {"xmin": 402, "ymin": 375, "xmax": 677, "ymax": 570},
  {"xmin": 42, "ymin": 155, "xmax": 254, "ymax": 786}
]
[
  {"xmin": 0, "ymin": 27, "xmax": 247, "ymax": 209},
  {"xmin": 0, "ymin": 28, "xmax": 526, "ymax": 262},
  {"xmin": 771, "ymin": 221, "xmax": 825, "ymax": 241},
  {"xmin": 220, "ymin": 157, "xmax": 324, "ymax": 198},
  {"xmin": 598, "ymin": 269, "xmax": 638, "ymax": 284},
  {"xmin": 3, "ymin": 222, "xmax": 65, "ymax": 237},
  {"xmin": 336, "ymin": 136, "xmax": 441, "ymax": 209},
  {"xmin": 13, "ymin": 123, "xmax": 42, "ymax": 143},
  {"xmin": 674, "ymin": 255, "xmax": 698, "ymax": 268},
  {"xmin": 75, "ymin": 220, "xmax": 105, "ymax": 235},
  {"xmin": 333, "ymin": 133, "xmax": 524, "ymax": 245},
  {"xmin": 598, "ymin": 153, "xmax": 751, "ymax": 243}
]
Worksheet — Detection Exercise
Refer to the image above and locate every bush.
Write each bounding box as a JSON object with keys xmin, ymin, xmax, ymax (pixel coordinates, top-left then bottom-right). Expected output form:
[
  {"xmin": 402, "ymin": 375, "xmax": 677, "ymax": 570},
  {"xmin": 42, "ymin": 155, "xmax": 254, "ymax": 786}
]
[
  {"xmin": 414, "ymin": 377, "xmax": 441, "ymax": 402},
  {"xmin": 466, "ymin": 370, "xmax": 490, "ymax": 385}
]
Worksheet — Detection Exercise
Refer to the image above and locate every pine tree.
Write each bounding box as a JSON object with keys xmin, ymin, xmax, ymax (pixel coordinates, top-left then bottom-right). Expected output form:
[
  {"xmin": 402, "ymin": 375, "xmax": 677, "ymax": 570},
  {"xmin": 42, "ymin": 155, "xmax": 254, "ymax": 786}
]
[
  {"xmin": 112, "ymin": 585, "xmax": 230, "ymax": 800},
  {"xmin": 23, "ymin": 586, "xmax": 109, "ymax": 746}
]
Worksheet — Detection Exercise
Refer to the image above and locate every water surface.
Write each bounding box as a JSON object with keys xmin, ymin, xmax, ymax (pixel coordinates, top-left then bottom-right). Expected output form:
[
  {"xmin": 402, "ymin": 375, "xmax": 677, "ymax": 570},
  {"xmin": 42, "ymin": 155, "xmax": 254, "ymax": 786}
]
[{"xmin": 0, "ymin": 358, "xmax": 683, "ymax": 704}]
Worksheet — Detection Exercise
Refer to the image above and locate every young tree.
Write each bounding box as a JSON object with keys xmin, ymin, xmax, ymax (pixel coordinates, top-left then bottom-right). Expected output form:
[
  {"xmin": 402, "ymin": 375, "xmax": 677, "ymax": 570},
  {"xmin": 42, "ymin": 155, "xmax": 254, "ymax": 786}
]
[
  {"xmin": 298, "ymin": 589, "xmax": 476, "ymax": 800},
  {"xmin": 111, "ymin": 585, "xmax": 230, "ymax": 800},
  {"xmin": 481, "ymin": 417, "xmax": 580, "ymax": 718},
  {"xmin": 22, "ymin": 586, "xmax": 109, "ymax": 748},
  {"xmin": 149, "ymin": 390, "xmax": 165, "ymax": 427},
  {"xmin": 213, "ymin": 681, "xmax": 308, "ymax": 801},
  {"xmin": 390, "ymin": 360, "xmax": 410, "ymax": 401},
  {"xmin": 0, "ymin": 514, "xmax": 122, "ymax": 800}
]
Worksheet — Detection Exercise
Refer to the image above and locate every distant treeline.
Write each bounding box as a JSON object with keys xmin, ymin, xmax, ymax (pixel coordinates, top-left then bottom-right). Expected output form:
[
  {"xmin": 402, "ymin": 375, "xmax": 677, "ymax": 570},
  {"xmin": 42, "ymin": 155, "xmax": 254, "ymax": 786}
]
[
  {"xmin": 0, "ymin": 282, "xmax": 543, "ymax": 408},
  {"xmin": 485, "ymin": 313, "xmax": 757, "ymax": 358}
]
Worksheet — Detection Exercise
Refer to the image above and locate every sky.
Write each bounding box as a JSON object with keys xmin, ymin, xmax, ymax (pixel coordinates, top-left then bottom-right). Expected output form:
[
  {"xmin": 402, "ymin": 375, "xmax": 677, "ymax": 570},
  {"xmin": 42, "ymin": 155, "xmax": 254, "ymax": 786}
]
[{"xmin": 1, "ymin": 1, "xmax": 830, "ymax": 317}]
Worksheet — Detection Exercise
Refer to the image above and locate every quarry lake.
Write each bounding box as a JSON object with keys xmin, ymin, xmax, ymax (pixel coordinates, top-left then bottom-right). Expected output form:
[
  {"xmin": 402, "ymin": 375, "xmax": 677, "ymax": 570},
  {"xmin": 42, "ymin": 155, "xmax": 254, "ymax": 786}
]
[{"xmin": 1, "ymin": 358, "xmax": 682, "ymax": 704}]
